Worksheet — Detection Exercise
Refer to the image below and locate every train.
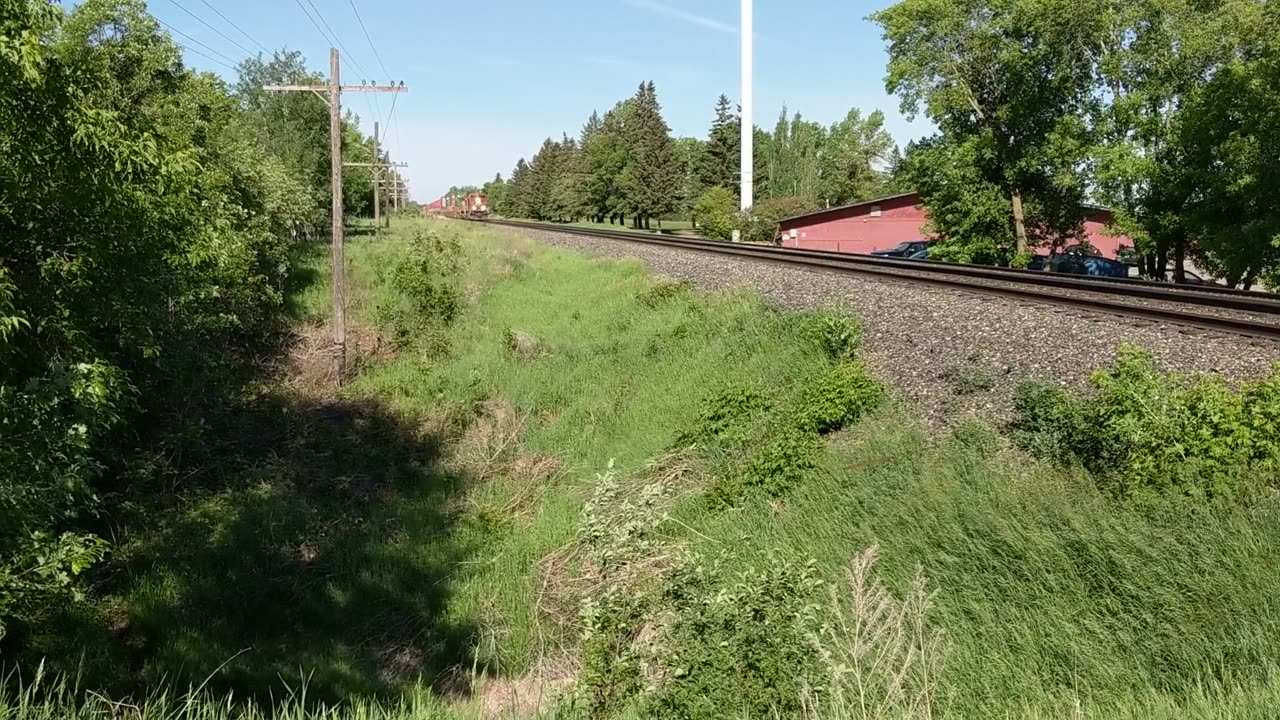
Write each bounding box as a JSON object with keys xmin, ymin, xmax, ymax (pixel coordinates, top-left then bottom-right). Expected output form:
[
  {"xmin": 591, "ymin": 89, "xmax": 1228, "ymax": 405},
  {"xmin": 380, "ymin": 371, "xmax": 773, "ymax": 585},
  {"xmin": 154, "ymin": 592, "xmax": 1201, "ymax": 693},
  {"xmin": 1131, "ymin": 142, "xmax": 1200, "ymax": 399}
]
[{"xmin": 423, "ymin": 191, "xmax": 488, "ymax": 219}]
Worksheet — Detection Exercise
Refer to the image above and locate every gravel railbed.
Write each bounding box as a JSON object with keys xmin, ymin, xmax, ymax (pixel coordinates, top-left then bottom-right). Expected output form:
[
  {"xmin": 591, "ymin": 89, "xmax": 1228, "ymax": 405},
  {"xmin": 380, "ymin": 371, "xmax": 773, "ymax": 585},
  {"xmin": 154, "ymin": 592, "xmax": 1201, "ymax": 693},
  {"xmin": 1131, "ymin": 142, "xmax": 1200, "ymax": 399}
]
[
  {"xmin": 798, "ymin": 263, "xmax": 1280, "ymax": 327},
  {"xmin": 507, "ymin": 226, "xmax": 1280, "ymax": 427}
]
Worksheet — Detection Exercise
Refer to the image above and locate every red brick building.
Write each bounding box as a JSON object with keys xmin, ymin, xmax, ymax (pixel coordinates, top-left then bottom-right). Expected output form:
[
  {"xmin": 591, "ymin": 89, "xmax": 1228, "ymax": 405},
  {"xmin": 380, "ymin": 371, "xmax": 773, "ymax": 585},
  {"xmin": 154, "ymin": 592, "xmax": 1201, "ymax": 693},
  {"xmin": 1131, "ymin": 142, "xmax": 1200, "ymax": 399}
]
[{"xmin": 776, "ymin": 192, "xmax": 1131, "ymax": 259}]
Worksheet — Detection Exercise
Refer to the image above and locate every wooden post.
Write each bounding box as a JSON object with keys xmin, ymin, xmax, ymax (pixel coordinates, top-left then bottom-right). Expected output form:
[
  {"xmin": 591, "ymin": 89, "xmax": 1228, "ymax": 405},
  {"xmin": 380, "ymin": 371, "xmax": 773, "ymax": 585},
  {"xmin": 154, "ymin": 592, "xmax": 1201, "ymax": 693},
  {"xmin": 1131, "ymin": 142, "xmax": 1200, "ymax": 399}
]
[
  {"xmin": 328, "ymin": 48, "xmax": 346, "ymax": 383},
  {"xmin": 373, "ymin": 121, "xmax": 381, "ymax": 238},
  {"xmin": 263, "ymin": 52, "xmax": 407, "ymax": 387}
]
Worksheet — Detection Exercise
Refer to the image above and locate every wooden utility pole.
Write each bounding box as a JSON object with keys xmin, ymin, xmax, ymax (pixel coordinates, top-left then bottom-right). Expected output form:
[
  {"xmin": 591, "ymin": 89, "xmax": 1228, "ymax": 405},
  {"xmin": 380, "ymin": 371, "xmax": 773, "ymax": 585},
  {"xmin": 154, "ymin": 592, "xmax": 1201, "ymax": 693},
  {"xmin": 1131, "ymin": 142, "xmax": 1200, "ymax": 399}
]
[
  {"xmin": 264, "ymin": 49, "xmax": 407, "ymax": 385},
  {"xmin": 372, "ymin": 121, "xmax": 382, "ymax": 235}
]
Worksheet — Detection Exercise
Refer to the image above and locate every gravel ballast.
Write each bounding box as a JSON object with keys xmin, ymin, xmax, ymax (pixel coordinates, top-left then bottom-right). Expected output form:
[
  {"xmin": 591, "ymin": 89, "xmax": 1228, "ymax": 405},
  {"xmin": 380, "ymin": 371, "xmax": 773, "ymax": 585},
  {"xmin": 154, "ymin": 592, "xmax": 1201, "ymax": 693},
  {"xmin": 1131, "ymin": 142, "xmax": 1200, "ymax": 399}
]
[{"xmin": 504, "ymin": 226, "xmax": 1280, "ymax": 427}]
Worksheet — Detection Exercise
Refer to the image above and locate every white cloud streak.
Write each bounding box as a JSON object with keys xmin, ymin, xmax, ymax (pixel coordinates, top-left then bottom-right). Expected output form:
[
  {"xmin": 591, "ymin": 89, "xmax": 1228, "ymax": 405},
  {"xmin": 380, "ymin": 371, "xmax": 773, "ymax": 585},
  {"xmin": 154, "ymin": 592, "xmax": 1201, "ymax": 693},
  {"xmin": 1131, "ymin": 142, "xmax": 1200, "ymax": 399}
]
[{"xmin": 622, "ymin": 0, "xmax": 737, "ymax": 34}]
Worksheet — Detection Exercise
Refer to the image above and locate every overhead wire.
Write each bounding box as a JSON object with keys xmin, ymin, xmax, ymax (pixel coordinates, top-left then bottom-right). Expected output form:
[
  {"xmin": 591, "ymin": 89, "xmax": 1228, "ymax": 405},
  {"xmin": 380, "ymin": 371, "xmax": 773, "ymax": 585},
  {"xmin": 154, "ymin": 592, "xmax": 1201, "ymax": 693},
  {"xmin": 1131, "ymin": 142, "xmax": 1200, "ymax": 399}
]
[
  {"xmin": 195, "ymin": 0, "xmax": 270, "ymax": 55},
  {"xmin": 166, "ymin": 0, "xmax": 256, "ymax": 57},
  {"xmin": 155, "ymin": 17, "xmax": 242, "ymax": 69},
  {"xmin": 348, "ymin": 0, "xmax": 399, "ymax": 177},
  {"xmin": 290, "ymin": 0, "xmax": 380, "ymax": 132}
]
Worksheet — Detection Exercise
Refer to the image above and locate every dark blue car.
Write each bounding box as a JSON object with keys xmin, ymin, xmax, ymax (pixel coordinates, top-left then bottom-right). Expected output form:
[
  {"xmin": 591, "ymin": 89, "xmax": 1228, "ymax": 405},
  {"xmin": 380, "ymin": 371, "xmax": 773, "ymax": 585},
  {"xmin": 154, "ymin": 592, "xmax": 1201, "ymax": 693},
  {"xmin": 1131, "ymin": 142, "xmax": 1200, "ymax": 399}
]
[{"xmin": 1026, "ymin": 254, "xmax": 1129, "ymax": 279}]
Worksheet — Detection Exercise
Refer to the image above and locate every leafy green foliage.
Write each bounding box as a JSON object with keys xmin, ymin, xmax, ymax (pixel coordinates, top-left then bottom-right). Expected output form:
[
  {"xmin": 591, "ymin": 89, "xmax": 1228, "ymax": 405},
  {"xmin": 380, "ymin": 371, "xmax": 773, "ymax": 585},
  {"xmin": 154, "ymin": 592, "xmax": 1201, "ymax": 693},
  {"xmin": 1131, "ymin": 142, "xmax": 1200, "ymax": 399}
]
[
  {"xmin": 692, "ymin": 186, "xmax": 737, "ymax": 241},
  {"xmin": 1013, "ymin": 346, "xmax": 1280, "ymax": 497},
  {"xmin": 735, "ymin": 196, "xmax": 819, "ymax": 244},
  {"xmin": 734, "ymin": 428, "xmax": 826, "ymax": 498},
  {"xmin": 647, "ymin": 557, "xmax": 825, "ymax": 720},
  {"xmin": 378, "ymin": 230, "xmax": 464, "ymax": 348},
  {"xmin": 795, "ymin": 362, "xmax": 886, "ymax": 435},
  {"xmin": 0, "ymin": 0, "xmax": 385, "ymax": 637},
  {"xmin": 799, "ymin": 308, "xmax": 864, "ymax": 362},
  {"xmin": 685, "ymin": 386, "xmax": 773, "ymax": 449}
]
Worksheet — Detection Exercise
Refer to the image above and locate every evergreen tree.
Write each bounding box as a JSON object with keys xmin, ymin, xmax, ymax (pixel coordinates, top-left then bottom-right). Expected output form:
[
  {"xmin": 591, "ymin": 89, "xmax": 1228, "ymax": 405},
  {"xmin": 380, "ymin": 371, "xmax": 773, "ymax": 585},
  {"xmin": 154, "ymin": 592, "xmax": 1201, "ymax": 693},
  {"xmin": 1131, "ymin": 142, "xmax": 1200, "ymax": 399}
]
[
  {"xmin": 622, "ymin": 81, "xmax": 679, "ymax": 229},
  {"xmin": 583, "ymin": 102, "xmax": 632, "ymax": 224},
  {"xmin": 699, "ymin": 93, "xmax": 740, "ymax": 197}
]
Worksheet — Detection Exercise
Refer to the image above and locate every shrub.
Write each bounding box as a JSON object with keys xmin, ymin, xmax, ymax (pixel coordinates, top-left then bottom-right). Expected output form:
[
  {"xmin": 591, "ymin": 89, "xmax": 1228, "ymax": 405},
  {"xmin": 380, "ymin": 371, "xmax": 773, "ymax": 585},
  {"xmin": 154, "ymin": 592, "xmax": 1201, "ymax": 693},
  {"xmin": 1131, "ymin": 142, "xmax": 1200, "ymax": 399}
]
[
  {"xmin": 637, "ymin": 279, "xmax": 694, "ymax": 308},
  {"xmin": 736, "ymin": 427, "xmax": 825, "ymax": 498},
  {"xmin": 684, "ymin": 386, "xmax": 773, "ymax": 448},
  {"xmin": 1012, "ymin": 345, "xmax": 1280, "ymax": 498},
  {"xmin": 735, "ymin": 196, "xmax": 820, "ymax": 245},
  {"xmin": 377, "ymin": 230, "xmax": 464, "ymax": 348},
  {"xmin": 795, "ymin": 362, "xmax": 885, "ymax": 435},
  {"xmin": 799, "ymin": 308, "xmax": 863, "ymax": 362},
  {"xmin": 693, "ymin": 187, "xmax": 737, "ymax": 241},
  {"xmin": 648, "ymin": 557, "xmax": 826, "ymax": 720}
]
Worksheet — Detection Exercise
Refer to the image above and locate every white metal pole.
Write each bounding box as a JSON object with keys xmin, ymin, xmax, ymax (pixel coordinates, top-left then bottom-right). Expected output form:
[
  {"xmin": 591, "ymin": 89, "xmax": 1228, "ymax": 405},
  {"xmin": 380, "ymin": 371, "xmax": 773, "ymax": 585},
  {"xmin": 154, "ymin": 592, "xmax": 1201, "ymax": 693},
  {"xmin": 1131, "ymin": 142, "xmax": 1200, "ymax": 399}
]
[{"xmin": 740, "ymin": 0, "xmax": 754, "ymax": 212}]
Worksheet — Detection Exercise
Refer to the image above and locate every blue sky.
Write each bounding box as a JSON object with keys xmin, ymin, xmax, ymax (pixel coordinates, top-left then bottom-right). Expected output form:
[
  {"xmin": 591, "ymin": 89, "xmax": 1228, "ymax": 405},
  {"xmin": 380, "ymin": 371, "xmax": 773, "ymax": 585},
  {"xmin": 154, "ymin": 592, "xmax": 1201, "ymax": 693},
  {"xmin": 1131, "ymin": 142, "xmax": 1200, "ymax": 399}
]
[{"xmin": 141, "ymin": 0, "xmax": 933, "ymax": 201}]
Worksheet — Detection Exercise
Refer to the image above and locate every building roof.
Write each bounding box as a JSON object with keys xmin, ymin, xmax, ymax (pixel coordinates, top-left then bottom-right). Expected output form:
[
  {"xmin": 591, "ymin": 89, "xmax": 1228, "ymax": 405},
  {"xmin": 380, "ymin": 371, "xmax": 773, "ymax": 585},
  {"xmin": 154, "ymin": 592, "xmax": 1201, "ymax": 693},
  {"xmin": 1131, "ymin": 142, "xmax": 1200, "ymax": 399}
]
[{"xmin": 777, "ymin": 192, "xmax": 922, "ymax": 225}]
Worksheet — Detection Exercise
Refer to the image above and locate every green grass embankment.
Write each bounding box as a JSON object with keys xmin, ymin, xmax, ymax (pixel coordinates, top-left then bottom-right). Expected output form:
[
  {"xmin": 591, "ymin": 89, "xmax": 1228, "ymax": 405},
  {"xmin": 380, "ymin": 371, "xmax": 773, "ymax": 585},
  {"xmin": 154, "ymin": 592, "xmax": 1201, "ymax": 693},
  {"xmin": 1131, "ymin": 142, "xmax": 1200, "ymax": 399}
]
[{"xmin": 9, "ymin": 218, "xmax": 1280, "ymax": 719}]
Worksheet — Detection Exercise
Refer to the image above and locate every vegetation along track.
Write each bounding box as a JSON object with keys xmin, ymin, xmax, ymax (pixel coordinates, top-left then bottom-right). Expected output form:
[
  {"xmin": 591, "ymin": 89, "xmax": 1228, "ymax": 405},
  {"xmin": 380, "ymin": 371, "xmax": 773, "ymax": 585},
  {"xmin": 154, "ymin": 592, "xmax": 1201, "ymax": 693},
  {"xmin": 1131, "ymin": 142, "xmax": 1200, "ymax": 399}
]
[{"xmin": 479, "ymin": 218, "xmax": 1280, "ymax": 343}]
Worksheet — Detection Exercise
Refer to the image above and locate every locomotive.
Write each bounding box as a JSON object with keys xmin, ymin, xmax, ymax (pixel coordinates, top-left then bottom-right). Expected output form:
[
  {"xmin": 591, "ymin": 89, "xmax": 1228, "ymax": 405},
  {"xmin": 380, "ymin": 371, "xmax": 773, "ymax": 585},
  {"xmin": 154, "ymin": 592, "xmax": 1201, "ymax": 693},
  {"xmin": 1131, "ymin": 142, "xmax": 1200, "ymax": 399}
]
[{"xmin": 423, "ymin": 191, "xmax": 489, "ymax": 218}]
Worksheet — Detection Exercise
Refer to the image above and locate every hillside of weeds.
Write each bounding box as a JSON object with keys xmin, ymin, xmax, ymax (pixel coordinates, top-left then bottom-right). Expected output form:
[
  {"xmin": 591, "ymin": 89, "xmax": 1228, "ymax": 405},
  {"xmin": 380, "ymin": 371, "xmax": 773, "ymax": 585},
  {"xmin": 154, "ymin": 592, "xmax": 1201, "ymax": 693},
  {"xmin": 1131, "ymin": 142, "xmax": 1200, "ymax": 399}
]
[{"xmin": 7, "ymin": 218, "xmax": 1280, "ymax": 720}]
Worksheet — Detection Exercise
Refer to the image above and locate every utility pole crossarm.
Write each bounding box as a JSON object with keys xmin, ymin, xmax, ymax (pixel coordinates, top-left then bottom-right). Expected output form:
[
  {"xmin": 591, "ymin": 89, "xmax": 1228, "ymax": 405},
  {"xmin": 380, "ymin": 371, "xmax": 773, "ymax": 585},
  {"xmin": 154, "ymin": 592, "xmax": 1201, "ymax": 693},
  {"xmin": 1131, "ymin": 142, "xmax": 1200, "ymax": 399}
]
[
  {"xmin": 340, "ymin": 85, "xmax": 408, "ymax": 93},
  {"xmin": 343, "ymin": 162, "xmax": 409, "ymax": 168}
]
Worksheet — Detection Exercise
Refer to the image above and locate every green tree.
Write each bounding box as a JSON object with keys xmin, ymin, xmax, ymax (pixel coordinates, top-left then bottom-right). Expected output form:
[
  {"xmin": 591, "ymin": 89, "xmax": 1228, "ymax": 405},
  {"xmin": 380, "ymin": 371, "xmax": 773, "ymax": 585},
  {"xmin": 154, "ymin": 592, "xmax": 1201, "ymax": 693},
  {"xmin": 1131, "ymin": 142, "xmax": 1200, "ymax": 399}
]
[
  {"xmin": 694, "ymin": 186, "xmax": 739, "ymax": 241},
  {"xmin": 583, "ymin": 103, "xmax": 632, "ymax": 224},
  {"xmin": 818, "ymin": 108, "xmax": 895, "ymax": 206},
  {"xmin": 621, "ymin": 81, "xmax": 679, "ymax": 229},
  {"xmin": 872, "ymin": 0, "xmax": 1098, "ymax": 254},
  {"xmin": 674, "ymin": 136, "xmax": 706, "ymax": 223},
  {"xmin": 1, "ymin": 0, "xmax": 341, "ymax": 636},
  {"xmin": 483, "ymin": 172, "xmax": 510, "ymax": 216},
  {"xmin": 699, "ymin": 94, "xmax": 740, "ymax": 198}
]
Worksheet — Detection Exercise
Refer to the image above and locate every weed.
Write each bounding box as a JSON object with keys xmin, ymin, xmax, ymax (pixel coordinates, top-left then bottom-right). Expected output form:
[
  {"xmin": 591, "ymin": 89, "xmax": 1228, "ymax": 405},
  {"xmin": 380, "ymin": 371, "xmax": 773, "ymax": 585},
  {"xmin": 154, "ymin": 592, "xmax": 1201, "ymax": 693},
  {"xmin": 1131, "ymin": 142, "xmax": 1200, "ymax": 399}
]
[
  {"xmin": 733, "ymin": 427, "xmax": 825, "ymax": 499},
  {"xmin": 1012, "ymin": 345, "xmax": 1280, "ymax": 498},
  {"xmin": 800, "ymin": 308, "xmax": 864, "ymax": 362},
  {"xmin": 945, "ymin": 416, "xmax": 1004, "ymax": 460},
  {"xmin": 804, "ymin": 546, "xmax": 946, "ymax": 720},
  {"xmin": 682, "ymin": 386, "xmax": 773, "ymax": 448},
  {"xmin": 636, "ymin": 279, "xmax": 694, "ymax": 308},
  {"xmin": 945, "ymin": 358, "xmax": 1000, "ymax": 395},
  {"xmin": 795, "ymin": 362, "xmax": 886, "ymax": 435},
  {"xmin": 376, "ymin": 229, "xmax": 464, "ymax": 349}
]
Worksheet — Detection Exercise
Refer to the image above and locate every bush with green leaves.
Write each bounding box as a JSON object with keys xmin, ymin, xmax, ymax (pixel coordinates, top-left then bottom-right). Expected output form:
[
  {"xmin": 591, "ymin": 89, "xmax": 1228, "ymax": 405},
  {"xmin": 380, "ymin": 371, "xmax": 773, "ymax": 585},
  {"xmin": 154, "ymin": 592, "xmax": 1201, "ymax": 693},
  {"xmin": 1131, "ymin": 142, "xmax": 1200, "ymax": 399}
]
[
  {"xmin": 0, "ymin": 0, "xmax": 370, "ymax": 637},
  {"xmin": 799, "ymin": 308, "xmax": 864, "ymax": 362},
  {"xmin": 794, "ymin": 361, "xmax": 886, "ymax": 434},
  {"xmin": 735, "ymin": 196, "xmax": 821, "ymax": 245},
  {"xmin": 1013, "ymin": 345, "xmax": 1280, "ymax": 497},
  {"xmin": 377, "ymin": 230, "xmax": 465, "ymax": 348},
  {"xmin": 693, "ymin": 186, "xmax": 738, "ymax": 241},
  {"xmin": 682, "ymin": 385, "xmax": 773, "ymax": 449}
]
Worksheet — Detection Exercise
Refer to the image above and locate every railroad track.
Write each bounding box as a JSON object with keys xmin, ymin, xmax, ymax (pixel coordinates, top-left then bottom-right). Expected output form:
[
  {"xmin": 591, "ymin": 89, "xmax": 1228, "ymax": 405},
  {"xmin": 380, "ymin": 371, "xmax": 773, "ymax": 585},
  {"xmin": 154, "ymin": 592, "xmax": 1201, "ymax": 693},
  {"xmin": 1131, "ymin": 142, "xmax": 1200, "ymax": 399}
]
[{"xmin": 478, "ymin": 218, "xmax": 1280, "ymax": 343}]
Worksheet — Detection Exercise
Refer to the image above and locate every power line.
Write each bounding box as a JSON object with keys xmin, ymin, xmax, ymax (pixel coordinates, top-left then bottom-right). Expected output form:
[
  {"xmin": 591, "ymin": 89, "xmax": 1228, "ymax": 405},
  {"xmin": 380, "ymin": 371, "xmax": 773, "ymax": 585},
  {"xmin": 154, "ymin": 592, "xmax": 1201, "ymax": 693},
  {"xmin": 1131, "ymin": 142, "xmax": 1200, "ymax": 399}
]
[
  {"xmin": 174, "ymin": 41, "xmax": 239, "ymax": 72},
  {"xmin": 166, "ymin": 0, "xmax": 255, "ymax": 58},
  {"xmin": 347, "ymin": 0, "xmax": 391, "ymax": 81},
  {"xmin": 156, "ymin": 17, "xmax": 241, "ymax": 68},
  {"xmin": 298, "ymin": 0, "xmax": 370, "ymax": 79},
  {"xmin": 195, "ymin": 0, "xmax": 270, "ymax": 55}
]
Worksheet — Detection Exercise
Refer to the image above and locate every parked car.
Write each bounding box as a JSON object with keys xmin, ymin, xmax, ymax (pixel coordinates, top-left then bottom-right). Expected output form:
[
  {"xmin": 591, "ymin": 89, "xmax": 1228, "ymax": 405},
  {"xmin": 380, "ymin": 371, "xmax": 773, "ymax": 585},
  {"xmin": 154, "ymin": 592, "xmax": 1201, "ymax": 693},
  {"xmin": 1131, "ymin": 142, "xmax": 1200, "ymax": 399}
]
[
  {"xmin": 871, "ymin": 241, "xmax": 930, "ymax": 258},
  {"xmin": 1024, "ymin": 253, "xmax": 1129, "ymax": 278},
  {"xmin": 907, "ymin": 247, "xmax": 930, "ymax": 260}
]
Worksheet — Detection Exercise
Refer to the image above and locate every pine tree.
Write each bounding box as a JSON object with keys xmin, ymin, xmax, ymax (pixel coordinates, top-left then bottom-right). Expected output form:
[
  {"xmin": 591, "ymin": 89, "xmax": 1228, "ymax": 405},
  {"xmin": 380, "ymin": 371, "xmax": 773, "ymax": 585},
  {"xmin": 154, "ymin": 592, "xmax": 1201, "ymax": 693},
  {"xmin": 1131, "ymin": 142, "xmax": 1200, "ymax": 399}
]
[
  {"xmin": 699, "ymin": 93, "xmax": 740, "ymax": 197},
  {"xmin": 622, "ymin": 81, "xmax": 680, "ymax": 229}
]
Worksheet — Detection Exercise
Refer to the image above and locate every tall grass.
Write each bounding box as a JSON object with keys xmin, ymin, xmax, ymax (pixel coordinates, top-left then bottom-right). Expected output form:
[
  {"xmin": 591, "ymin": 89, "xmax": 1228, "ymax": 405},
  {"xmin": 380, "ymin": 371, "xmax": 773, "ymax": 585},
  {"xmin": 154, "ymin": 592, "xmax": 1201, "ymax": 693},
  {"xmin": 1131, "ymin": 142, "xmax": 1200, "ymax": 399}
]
[{"xmin": 8, "ymin": 219, "xmax": 1280, "ymax": 719}]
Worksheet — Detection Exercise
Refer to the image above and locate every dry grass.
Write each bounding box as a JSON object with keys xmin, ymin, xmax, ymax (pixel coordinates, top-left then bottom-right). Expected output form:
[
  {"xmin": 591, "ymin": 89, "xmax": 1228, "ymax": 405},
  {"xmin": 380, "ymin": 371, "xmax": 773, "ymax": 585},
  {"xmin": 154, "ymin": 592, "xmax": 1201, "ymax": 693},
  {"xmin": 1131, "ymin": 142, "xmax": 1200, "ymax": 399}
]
[
  {"xmin": 286, "ymin": 322, "xmax": 391, "ymax": 393},
  {"xmin": 804, "ymin": 546, "xmax": 946, "ymax": 720}
]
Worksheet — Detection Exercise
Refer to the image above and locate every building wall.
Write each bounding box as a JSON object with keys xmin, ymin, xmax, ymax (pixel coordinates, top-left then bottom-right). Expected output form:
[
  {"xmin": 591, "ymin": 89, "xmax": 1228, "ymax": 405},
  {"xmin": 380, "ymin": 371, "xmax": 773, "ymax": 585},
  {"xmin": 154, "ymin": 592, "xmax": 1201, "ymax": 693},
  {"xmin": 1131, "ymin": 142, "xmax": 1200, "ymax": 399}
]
[
  {"xmin": 778, "ymin": 194, "xmax": 1130, "ymax": 259},
  {"xmin": 778, "ymin": 195, "xmax": 928, "ymax": 255}
]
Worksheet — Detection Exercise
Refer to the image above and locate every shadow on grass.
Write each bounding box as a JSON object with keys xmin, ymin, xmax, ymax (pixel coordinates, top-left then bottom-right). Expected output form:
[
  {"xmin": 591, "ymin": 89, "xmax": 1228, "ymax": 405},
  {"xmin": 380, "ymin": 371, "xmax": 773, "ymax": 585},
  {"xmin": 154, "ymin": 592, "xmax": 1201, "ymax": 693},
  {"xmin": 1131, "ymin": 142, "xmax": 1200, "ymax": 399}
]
[{"xmin": 17, "ymin": 391, "xmax": 484, "ymax": 706}]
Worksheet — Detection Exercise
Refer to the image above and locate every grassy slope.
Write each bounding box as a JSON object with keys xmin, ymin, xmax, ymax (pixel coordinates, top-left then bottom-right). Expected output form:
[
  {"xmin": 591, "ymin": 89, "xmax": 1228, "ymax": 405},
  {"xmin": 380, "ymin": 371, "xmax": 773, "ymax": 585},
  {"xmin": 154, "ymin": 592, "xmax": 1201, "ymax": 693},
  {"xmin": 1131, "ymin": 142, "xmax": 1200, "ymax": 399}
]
[{"xmin": 9, "ymin": 218, "xmax": 1280, "ymax": 718}]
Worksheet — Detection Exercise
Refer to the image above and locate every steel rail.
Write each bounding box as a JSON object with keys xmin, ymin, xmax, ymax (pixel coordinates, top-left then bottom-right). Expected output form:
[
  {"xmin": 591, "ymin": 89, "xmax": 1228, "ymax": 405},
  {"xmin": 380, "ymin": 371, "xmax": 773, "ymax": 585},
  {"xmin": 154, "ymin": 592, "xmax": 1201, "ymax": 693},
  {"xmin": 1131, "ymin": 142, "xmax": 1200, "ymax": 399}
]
[{"xmin": 478, "ymin": 218, "xmax": 1280, "ymax": 343}]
